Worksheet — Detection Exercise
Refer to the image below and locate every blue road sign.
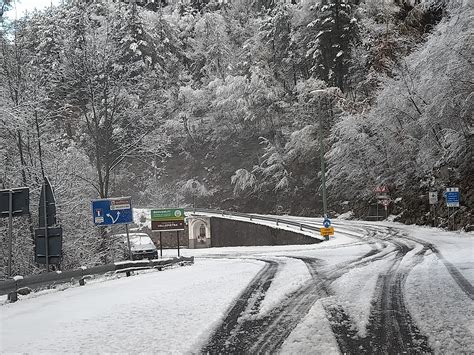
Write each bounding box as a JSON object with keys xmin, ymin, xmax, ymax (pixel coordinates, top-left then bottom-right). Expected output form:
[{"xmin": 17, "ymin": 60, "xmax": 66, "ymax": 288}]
[
  {"xmin": 445, "ymin": 188, "xmax": 460, "ymax": 207},
  {"xmin": 323, "ymin": 218, "xmax": 331, "ymax": 228},
  {"xmin": 91, "ymin": 197, "xmax": 133, "ymax": 226}
]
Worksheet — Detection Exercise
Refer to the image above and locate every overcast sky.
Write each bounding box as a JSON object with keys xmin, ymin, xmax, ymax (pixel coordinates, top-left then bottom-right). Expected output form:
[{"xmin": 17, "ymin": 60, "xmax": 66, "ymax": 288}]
[{"xmin": 5, "ymin": 0, "xmax": 62, "ymax": 19}]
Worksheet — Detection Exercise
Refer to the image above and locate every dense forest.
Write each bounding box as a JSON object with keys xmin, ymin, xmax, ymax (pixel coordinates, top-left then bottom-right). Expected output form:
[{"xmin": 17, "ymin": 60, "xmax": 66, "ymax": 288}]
[{"xmin": 0, "ymin": 0, "xmax": 472, "ymax": 275}]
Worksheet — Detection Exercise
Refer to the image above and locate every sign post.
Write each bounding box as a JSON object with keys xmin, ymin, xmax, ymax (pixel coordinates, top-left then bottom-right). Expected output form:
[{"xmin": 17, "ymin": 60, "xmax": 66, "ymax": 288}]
[
  {"xmin": 429, "ymin": 191, "xmax": 438, "ymax": 227},
  {"xmin": 35, "ymin": 177, "xmax": 63, "ymax": 270},
  {"xmin": 151, "ymin": 208, "xmax": 185, "ymax": 256},
  {"xmin": 8, "ymin": 190, "xmax": 12, "ymax": 277},
  {"xmin": 91, "ymin": 197, "xmax": 134, "ymax": 259},
  {"xmin": 445, "ymin": 188, "xmax": 460, "ymax": 230},
  {"xmin": 375, "ymin": 186, "xmax": 390, "ymax": 220},
  {"xmin": 0, "ymin": 187, "xmax": 30, "ymax": 278},
  {"xmin": 321, "ymin": 217, "xmax": 334, "ymax": 241},
  {"xmin": 159, "ymin": 231, "xmax": 163, "ymax": 258}
]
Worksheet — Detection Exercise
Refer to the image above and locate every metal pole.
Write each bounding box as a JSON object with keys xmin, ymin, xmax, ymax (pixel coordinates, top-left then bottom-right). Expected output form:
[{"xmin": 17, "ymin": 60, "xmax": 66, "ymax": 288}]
[
  {"xmin": 159, "ymin": 231, "xmax": 162, "ymax": 258},
  {"xmin": 43, "ymin": 180, "xmax": 49, "ymax": 272},
  {"xmin": 319, "ymin": 114, "xmax": 327, "ymax": 218},
  {"xmin": 448, "ymin": 207, "xmax": 451, "ymax": 230},
  {"xmin": 177, "ymin": 230, "xmax": 180, "ymax": 257},
  {"xmin": 430, "ymin": 205, "xmax": 435, "ymax": 227},
  {"xmin": 8, "ymin": 190, "xmax": 13, "ymax": 277},
  {"xmin": 125, "ymin": 224, "xmax": 132, "ymax": 260},
  {"xmin": 453, "ymin": 208, "xmax": 455, "ymax": 231}
]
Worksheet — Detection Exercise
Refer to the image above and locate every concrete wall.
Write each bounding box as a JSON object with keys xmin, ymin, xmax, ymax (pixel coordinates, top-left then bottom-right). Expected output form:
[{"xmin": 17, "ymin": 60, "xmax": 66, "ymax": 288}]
[{"xmin": 209, "ymin": 217, "xmax": 320, "ymax": 247}]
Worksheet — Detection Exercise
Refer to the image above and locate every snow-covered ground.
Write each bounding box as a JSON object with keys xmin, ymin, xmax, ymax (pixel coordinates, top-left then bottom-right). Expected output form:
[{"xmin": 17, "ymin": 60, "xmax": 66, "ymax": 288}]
[{"xmin": 1, "ymin": 218, "xmax": 472, "ymax": 354}]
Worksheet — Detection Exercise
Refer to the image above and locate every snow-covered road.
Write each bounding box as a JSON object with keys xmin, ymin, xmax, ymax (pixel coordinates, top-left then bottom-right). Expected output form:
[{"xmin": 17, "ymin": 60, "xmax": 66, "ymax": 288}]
[{"xmin": 1, "ymin": 220, "xmax": 472, "ymax": 354}]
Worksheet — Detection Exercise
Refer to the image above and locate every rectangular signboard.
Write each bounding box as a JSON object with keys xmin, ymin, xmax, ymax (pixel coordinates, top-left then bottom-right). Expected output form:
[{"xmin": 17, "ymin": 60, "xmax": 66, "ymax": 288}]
[
  {"xmin": 152, "ymin": 220, "xmax": 185, "ymax": 231},
  {"xmin": 445, "ymin": 188, "xmax": 460, "ymax": 207},
  {"xmin": 91, "ymin": 197, "xmax": 133, "ymax": 226},
  {"xmin": 151, "ymin": 208, "xmax": 185, "ymax": 231},
  {"xmin": 35, "ymin": 227, "xmax": 63, "ymax": 265},
  {"xmin": 0, "ymin": 187, "xmax": 30, "ymax": 217},
  {"xmin": 320, "ymin": 226, "xmax": 335, "ymax": 236}
]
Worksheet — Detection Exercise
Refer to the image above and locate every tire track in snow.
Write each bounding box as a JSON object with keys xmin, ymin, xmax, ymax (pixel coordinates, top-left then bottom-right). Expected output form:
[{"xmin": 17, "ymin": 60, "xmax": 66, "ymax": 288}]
[
  {"xmin": 339, "ymin": 221, "xmax": 472, "ymax": 299},
  {"xmin": 314, "ymin": 227, "xmax": 432, "ymax": 354},
  {"xmin": 363, "ymin": 244, "xmax": 431, "ymax": 354},
  {"xmin": 201, "ymin": 259, "xmax": 278, "ymax": 353},
  {"xmin": 203, "ymin": 257, "xmax": 328, "ymax": 354},
  {"xmin": 404, "ymin": 235, "xmax": 473, "ymax": 300}
]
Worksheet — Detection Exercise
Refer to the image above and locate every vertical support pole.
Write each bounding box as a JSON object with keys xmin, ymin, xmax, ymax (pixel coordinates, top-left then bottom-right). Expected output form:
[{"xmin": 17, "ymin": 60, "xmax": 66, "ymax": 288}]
[
  {"xmin": 159, "ymin": 231, "xmax": 162, "ymax": 258},
  {"xmin": 125, "ymin": 224, "xmax": 132, "ymax": 261},
  {"xmin": 8, "ymin": 190, "xmax": 13, "ymax": 278},
  {"xmin": 453, "ymin": 208, "xmax": 455, "ymax": 231},
  {"xmin": 430, "ymin": 204, "xmax": 435, "ymax": 227},
  {"xmin": 319, "ymin": 117, "xmax": 327, "ymax": 218},
  {"xmin": 43, "ymin": 181, "xmax": 49, "ymax": 273},
  {"xmin": 177, "ymin": 230, "xmax": 180, "ymax": 257},
  {"xmin": 448, "ymin": 207, "xmax": 451, "ymax": 230},
  {"xmin": 376, "ymin": 202, "xmax": 379, "ymax": 221}
]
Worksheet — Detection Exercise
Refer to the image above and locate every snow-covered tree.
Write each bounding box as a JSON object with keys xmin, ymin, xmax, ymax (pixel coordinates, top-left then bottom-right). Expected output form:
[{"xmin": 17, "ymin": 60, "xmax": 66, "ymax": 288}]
[{"xmin": 303, "ymin": 0, "xmax": 359, "ymax": 91}]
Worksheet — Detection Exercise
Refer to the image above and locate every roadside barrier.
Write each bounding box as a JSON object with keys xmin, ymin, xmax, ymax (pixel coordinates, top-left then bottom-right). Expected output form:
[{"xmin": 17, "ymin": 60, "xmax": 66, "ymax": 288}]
[
  {"xmin": 186, "ymin": 208, "xmax": 321, "ymax": 235},
  {"xmin": 0, "ymin": 256, "xmax": 194, "ymax": 301}
]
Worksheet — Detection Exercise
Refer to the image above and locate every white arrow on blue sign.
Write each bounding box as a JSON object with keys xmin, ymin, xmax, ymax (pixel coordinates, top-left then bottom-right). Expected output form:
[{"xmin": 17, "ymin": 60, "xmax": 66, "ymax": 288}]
[
  {"xmin": 323, "ymin": 218, "xmax": 331, "ymax": 228},
  {"xmin": 91, "ymin": 197, "xmax": 133, "ymax": 226},
  {"xmin": 445, "ymin": 188, "xmax": 460, "ymax": 207}
]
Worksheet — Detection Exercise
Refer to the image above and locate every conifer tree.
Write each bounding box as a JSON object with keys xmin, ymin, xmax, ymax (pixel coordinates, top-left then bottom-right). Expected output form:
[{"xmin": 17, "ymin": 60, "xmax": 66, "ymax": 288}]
[{"xmin": 304, "ymin": 0, "xmax": 359, "ymax": 91}]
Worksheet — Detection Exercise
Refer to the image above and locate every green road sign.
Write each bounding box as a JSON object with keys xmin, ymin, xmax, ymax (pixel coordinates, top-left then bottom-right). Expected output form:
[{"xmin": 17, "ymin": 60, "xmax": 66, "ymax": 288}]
[
  {"xmin": 151, "ymin": 208, "xmax": 184, "ymax": 221},
  {"xmin": 151, "ymin": 208, "xmax": 185, "ymax": 231}
]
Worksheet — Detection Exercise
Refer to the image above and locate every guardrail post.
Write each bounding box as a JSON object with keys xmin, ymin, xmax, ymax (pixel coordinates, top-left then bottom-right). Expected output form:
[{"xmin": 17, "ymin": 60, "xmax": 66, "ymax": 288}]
[
  {"xmin": 300, "ymin": 224, "xmax": 303, "ymax": 231},
  {"xmin": 8, "ymin": 278, "xmax": 18, "ymax": 302},
  {"xmin": 250, "ymin": 215, "xmax": 252, "ymax": 221},
  {"xmin": 79, "ymin": 266, "xmax": 87, "ymax": 286},
  {"xmin": 276, "ymin": 219, "xmax": 279, "ymax": 226}
]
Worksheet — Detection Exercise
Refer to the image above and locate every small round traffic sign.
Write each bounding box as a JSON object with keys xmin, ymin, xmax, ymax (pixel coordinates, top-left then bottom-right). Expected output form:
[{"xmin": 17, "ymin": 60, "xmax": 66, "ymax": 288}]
[{"xmin": 323, "ymin": 218, "xmax": 331, "ymax": 228}]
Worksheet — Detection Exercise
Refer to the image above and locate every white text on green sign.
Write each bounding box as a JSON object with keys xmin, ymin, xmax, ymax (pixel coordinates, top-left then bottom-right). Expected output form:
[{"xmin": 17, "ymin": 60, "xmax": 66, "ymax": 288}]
[{"xmin": 151, "ymin": 208, "xmax": 184, "ymax": 221}]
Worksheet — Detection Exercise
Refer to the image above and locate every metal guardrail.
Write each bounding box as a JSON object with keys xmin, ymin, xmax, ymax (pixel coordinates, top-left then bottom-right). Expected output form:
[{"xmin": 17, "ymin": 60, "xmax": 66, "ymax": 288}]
[
  {"xmin": 0, "ymin": 256, "xmax": 194, "ymax": 299},
  {"xmin": 185, "ymin": 208, "xmax": 321, "ymax": 235}
]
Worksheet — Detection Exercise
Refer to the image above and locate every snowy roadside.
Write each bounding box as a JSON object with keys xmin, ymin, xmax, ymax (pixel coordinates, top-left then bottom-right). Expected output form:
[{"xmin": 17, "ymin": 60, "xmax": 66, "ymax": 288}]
[{"xmin": 0, "ymin": 258, "xmax": 264, "ymax": 354}]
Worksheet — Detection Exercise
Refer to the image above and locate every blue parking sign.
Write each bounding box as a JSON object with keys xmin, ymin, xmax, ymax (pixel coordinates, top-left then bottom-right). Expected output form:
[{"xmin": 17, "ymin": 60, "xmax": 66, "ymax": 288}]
[{"xmin": 91, "ymin": 197, "xmax": 133, "ymax": 226}]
